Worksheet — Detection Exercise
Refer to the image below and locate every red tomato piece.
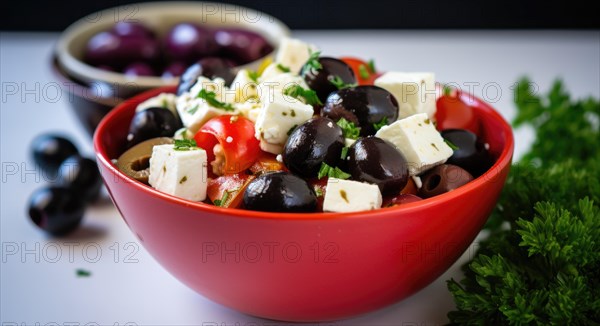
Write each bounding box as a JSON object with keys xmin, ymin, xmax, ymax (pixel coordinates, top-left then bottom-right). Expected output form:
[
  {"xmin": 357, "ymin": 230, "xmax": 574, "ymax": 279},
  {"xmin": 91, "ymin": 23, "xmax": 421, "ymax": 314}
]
[
  {"xmin": 383, "ymin": 194, "xmax": 423, "ymax": 207},
  {"xmin": 307, "ymin": 177, "xmax": 328, "ymax": 212},
  {"xmin": 207, "ymin": 173, "xmax": 255, "ymax": 208},
  {"xmin": 249, "ymin": 151, "xmax": 288, "ymax": 175},
  {"xmin": 435, "ymin": 95, "xmax": 480, "ymax": 135},
  {"xmin": 194, "ymin": 115, "xmax": 260, "ymax": 174},
  {"xmin": 340, "ymin": 57, "xmax": 379, "ymax": 86}
]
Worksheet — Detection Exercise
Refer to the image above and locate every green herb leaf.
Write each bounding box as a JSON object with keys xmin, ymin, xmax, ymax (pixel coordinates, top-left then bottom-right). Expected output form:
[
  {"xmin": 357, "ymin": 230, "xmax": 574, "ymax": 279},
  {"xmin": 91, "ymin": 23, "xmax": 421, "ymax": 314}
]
[
  {"xmin": 336, "ymin": 118, "xmax": 361, "ymax": 139},
  {"xmin": 373, "ymin": 117, "xmax": 389, "ymax": 131},
  {"xmin": 187, "ymin": 104, "xmax": 200, "ymax": 115},
  {"xmin": 329, "ymin": 75, "xmax": 357, "ymax": 90},
  {"xmin": 197, "ymin": 89, "xmax": 235, "ymax": 111},
  {"xmin": 358, "ymin": 64, "xmax": 370, "ymax": 79},
  {"xmin": 276, "ymin": 63, "xmax": 291, "ymax": 73},
  {"xmin": 213, "ymin": 190, "xmax": 230, "ymax": 207},
  {"xmin": 444, "ymin": 139, "xmax": 459, "ymax": 150},
  {"xmin": 283, "ymin": 85, "xmax": 323, "ymax": 106},
  {"xmin": 174, "ymin": 139, "xmax": 199, "ymax": 151},
  {"xmin": 304, "ymin": 49, "xmax": 322, "ymax": 72},
  {"xmin": 76, "ymin": 269, "xmax": 91, "ymax": 277},
  {"xmin": 340, "ymin": 146, "xmax": 349, "ymax": 160},
  {"xmin": 317, "ymin": 162, "xmax": 351, "ymax": 180},
  {"xmin": 247, "ymin": 70, "xmax": 260, "ymax": 83},
  {"xmin": 367, "ymin": 59, "xmax": 376, "ymax": 73}
]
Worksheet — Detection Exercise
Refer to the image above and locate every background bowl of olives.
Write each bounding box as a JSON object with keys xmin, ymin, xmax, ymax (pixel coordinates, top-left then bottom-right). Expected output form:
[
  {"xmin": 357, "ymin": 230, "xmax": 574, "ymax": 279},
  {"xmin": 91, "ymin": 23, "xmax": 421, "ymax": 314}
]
[
  {"xmin": 94, "ymin": 86, "xmax": 514, "ymax": 322},
  {"xmin": 53, "ymin": 1, "xmax": 289, "ymax": 136}
]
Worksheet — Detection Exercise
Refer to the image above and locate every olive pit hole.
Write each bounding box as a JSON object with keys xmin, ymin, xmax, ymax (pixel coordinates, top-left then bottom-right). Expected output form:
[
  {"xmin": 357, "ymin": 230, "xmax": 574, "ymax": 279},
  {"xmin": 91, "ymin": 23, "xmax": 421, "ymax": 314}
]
[{"xmin": 426, "ymin": 174, "xmax": 441, "ymax": 191}]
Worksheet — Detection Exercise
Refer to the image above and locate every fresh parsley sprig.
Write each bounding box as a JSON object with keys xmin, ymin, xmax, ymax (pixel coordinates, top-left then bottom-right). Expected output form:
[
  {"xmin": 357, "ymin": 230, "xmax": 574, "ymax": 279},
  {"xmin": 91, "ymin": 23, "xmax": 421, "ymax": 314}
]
[
  {"xmin": 329, "ymin": 76, "xmax": 357, "ymax": 90},
  {"xmin": 373, "ymin": 117, "xmax": 389, "ymax": 131},
  {"xmin": 197, "ymin": 89, "xmax": 235, "ymax": 112},
  {"xmin": 276, "ymin": 63, "xmax": 291, "ymax": 73},
  {"xmin": 304, "ymin": 49, "xmax": 322, "ymax": 72},
  {"xmin": 284, "ymin": 85, "xmax": 323, "ymax": 106},
  {"xmin": 174, "ymin": 139, "xmax": 199, "ymax": 151},
  {"xmin": 317, "ymin": 162, "xmax": 351, "ymax": 180},
  {"xmin": 336, "ymin": 118, "xmax": 361, "ymax": 139}
]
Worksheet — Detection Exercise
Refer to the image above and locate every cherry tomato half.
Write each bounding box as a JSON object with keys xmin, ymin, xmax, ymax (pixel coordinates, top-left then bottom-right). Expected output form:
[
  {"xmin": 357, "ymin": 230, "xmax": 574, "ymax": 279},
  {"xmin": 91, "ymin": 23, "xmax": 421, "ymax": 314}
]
[
  {"xmin": 194, "ymin": 115, "xmax": 260, "ymax": 174},
  {"xmin": 207, "ymin": 173, "xmax": 255, "ymax": 208},
  {"xmin": 435, "ymin": 95, "xmax": 480, "ymax": 135},
  {"xmin": 340, "ymin": 57, "xmax": 380, "ymax": 86}
]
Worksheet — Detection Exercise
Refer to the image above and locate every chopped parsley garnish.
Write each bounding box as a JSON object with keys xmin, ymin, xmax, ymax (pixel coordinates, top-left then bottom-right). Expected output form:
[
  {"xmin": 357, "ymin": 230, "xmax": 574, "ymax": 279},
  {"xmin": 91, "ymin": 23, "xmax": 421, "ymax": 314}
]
[
  {"xmin": 187, "ymin": 104, "xmax": 200, "ymax": 115},
  {"xmin": 329, "ymin": 75, "xmax": 357, "ymax": 90},
  {"xmin": 336, "ymin": 118, "xmax": 361, "ymax": 139},
  {"xmin": 283, "ymin": 85, "xmax": 323, "ymax": 106},
  {"xmin": 304, "ymin": 49, "xmax": 323, "ymax": 72},
  {"xmin": 367, "ymin": 59, "xmax": 376, "ymax": 73},
  {"xmin": 247, "ymin": 70, "xmax": 260, "ymax": 83},
  {"xmin": 444, "ymin": 139, "xmax": 459, "ymax": 150},
  {"xmin": 276, "ymin": 63, "xmax": 291, "ymax": 73},
  {"xmin": 213, "ymin": 190, "xmax": 230, "ymax": 207},
  {"xmin": 317, "ymin": 162, "xmax": 351, "ymax": 180},
  {"xmin": 76, "ymin": 269, "xmax": 91, "ymax": 277},
  {"xmin": 358, "ymin": 64, "xmax": 370, "ymax": 79},
  {"xmin": 373, "ymin": 117, "xmax": 389, "ymax": 131},
  {"xmin": 197, "ymin": 89, "xmax": 235, "ymax": 111},
  {"xmin": 174, "ymin": 139, "xmax": 199, "ymax": 151},
  {"xmin": 340, "ymin": 146, "xmax": 349, "ymax": 160},
  {"xmin": 287, "ymin": 124, "xmax": 298, "ymax": 136}
]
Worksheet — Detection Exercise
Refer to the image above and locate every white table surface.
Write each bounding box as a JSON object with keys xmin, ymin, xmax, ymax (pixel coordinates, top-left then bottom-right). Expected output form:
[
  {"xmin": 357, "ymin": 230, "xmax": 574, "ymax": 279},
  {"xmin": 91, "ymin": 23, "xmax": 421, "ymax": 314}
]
[{"xmin": 1, "ymin": 30, "xmax": 599, "ymax": 325}]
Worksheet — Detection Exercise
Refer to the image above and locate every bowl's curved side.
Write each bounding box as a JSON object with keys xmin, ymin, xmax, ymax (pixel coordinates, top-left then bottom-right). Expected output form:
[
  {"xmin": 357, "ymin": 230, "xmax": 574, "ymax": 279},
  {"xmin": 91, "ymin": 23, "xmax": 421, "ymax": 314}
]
[
  {"xmin": 94, "ymin": 87, "xmax": 513, "ymax": 321},
  {"xmin": 55, "ymin": 1, "xmax": 291, "ymax": 89}
]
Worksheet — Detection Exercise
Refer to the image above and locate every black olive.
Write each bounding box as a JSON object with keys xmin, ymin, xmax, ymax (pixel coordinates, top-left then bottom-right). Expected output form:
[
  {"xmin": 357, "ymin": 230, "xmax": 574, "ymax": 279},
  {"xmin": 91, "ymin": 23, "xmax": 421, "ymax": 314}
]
[
  {"xmin": 126, "ymin": 107, "xmax": 182, "ymax": 148},
  {"xmin": 177, "ymin": 57, "xmax": 236, "ymax": 95},
  {"xmin": 31, "ymin": 134, "xmax": 79, "ymax": 177},
  {"xmin": 301, "ymin": 57, "xmax": 356, "ymax": 103},
  {"xmin": 57, "ymin": 155, "xmax": 103, "ymax": 203},
  {"xmin": 347, "ymin": 137, "xmax": 408, "ymax": 196},
  {"xmin": 28, "ymin": 187, "xmax": 86, "ymax": 236},
  {"xmin": 418, "ymin": 164, "xmax": 474, "ymax": 198},
  {"xmin": 323, "ymin": 86, "xmax": 398, "ymax": 136},
  {"xmin": 243, "ymin": 172, "xmax": 317, "ymax": 212},
  {"xmin": 441, "ymin": 129, "xmax": 492, "ymax": 177},
  {"xmin": 283, "ymin": 117, "xmax": 345, "ymax": 178}
]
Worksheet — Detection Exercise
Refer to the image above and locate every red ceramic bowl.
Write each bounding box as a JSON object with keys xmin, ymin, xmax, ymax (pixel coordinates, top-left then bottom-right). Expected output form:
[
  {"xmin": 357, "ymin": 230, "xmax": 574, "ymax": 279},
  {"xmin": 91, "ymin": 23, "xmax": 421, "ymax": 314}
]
[{"xmin": 94, "ymin": 86, "xmax": 514, "ymax": 322}]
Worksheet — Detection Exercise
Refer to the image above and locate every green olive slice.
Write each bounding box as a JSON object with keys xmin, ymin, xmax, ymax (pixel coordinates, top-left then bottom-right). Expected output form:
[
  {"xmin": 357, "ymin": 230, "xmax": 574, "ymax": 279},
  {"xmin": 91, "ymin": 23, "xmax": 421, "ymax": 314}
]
[{"xmin": 117, "ymin": 137, "xmax": 173, "ymax": 184}]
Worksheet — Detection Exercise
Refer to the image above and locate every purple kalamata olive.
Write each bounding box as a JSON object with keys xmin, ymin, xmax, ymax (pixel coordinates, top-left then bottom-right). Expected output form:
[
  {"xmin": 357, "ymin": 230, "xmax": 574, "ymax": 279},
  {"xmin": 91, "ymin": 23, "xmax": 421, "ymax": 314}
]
[
  {"xmin": 283, "ymin": 117, "xmax": 345, "ymax": 178},
  {"xmin": 112, "ymin": 22, "xmax": 155, "ymax": 39},
  {"xmin": 123, "ymin": 62, "xmax": 155, "ymax": 77},
  {"xmin": 164, "ymin": 23, "xmax": 219, "ymax": 63},
  {"xmin": 85, "ymin": 31, "xmax": 160, "ymax": 68},
  {"xmin": 214, "ymin": 29, "xmax": 274, "ymax": 64},
  {"xmin": 347, "ymin": 137, "xmax": 409, "ymax": 196},
  {"xmin": 177, "ymin": 57, "xmax": 236, "ymax": 95},
  {"xmin": 302, "ymin": 57, "xmax": 356, "ymax": 103},
  {"xmin": 418, "ymin": 164, "xmax": 474, "ymax": 198},
  {"xmin": 161, "ymin": 61, "xmax": 187, "ymax": 79},
  {"xmin": 323, "ymin": 86, "xmax": 398, "ymax": 136}
]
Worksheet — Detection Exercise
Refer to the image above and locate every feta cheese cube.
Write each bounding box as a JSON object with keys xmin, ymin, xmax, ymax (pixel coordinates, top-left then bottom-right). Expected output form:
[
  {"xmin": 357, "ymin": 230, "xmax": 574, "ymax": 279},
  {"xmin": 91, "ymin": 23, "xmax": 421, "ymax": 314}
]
[
  {"xmin": 258, "ymin": 73, "xmax": 309, "ymax": 103},
  {"xmin": 259, "ymin": 63, "xmax": 289, "ymax": 81},
  {"xmin": 176, "ymin": 77, "xmax": 239, "ymax": 133},
  {"xmin": 375, "ymin": 113, "xmax": 453, "ymax": 176},
  {"xmin": 323, "ymin": 178, "xmax": 382, "ymax": 212},
  {"xmin": 375, "ymin": 72, "xmax": 436, "ymax": 119},
  {"xmin": 236, "ymin": 100, "xmax": 262, "ymax": 123},
  {"xmin": 136, "ymin": 93, "xmax": 178, "ymax": 117},
  {"xmin": 275, "ymin": 38, "xmax": 317, "ymax": 74},
  {"xmin": 344, "ymin": 138, "xmax": 357, "ymax": 147},
  {"xmin": 254, "ymin": 93, "xmax": 314, "ymax": 154},
  {"xmin": 148, "ymin": 144, "xmax": 208, "ymax": 201},
  {"xmin": 230, "ymin": 69, "xmax": 258, "ymax": 103}
]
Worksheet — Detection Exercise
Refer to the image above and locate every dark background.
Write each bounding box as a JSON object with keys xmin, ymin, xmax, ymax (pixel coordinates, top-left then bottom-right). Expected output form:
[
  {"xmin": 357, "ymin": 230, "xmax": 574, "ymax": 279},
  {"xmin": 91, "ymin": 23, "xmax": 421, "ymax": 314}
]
[{"xmin": 3, "ymin": 0, "xmax": 599, "ymax": 30}]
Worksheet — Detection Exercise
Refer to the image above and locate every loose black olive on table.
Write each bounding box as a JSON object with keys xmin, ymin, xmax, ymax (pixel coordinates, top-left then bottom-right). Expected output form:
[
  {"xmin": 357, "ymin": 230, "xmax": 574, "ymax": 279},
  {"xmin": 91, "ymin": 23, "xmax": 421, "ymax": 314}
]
[
  {"xmin": 57, "ymin": 155, "xmax": 103, "ymax": 203},
  {"xmin": 347, "ymin": 137, "xmax": 409, "ymax": 196},
  {"xmin": 301, "ymin": 57, "xmax": 356, "ymax": 103},
  {"xmin": 418, "ymin": 164, "xmax": 474, "ymax": 198},
  {"xmin": 117, "ymin": 137, "xmax": 174, "ymax": 184},
  {"xmin": 323, "ymin": 86, "xmax": 399, "ymax": 136},
  {"xmin": 28, "ymin": 187, "xmax": 86, "ymax": 236},
  {"xmin": 283, "ymin": 117, "xmax": 345, "ymax": 178},
  {"xmin": 31, "ymin": 134, "xmax": 79, "ymax": 177},
  {"xmin": 177, "ymin": 57, "xmax": 236, "ymax": 95},
  {"xmin": 126, "ymin": 107, "xmax": 182, "ymax": 149},
  {"xmin": 441, "ymin": 129, "xmax": 492, "ymax": 177},
  {"xmin": 243, "ymin": 172, "xmax": 317, "ymax": 212}
]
